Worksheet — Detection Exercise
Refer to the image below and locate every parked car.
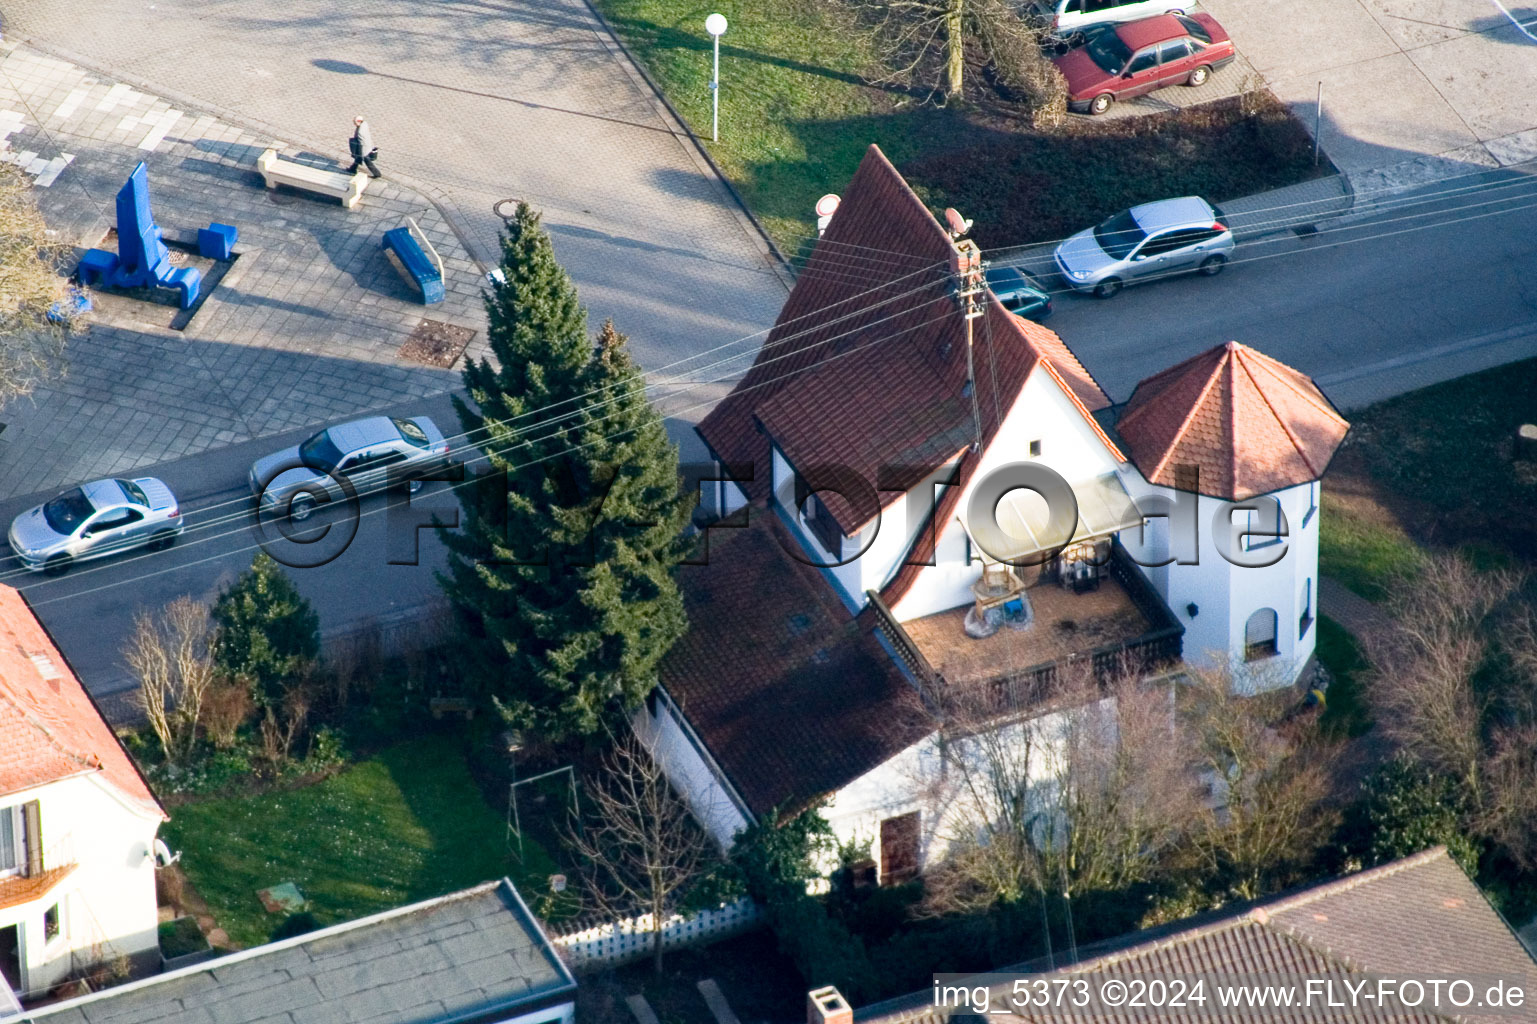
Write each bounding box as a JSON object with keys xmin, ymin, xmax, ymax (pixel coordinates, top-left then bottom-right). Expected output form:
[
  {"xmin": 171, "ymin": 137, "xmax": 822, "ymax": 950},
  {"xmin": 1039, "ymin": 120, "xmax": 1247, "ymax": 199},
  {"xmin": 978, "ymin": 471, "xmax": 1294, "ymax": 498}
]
[
  {"xmin": 9, "ymin": 477, "xmax": 182, "ymax": 574},
  {"xmin": 985, "ymin": 265, "xmax": 1053, "ymax": 320},
  {"xmin": 1054, "ymin": 13, "xmax": 1236, "ymax": 115},
  {"xmin": 1030, "ymin": 0, "xmax": 1191, "ymax": 36},
  {"xmin": 1053, "ymin": 196, "xmax": 1233, "ymax": 298},
  {"xmin": 248, "ymin": 415, "xmax": 452, "ymax": 520}
]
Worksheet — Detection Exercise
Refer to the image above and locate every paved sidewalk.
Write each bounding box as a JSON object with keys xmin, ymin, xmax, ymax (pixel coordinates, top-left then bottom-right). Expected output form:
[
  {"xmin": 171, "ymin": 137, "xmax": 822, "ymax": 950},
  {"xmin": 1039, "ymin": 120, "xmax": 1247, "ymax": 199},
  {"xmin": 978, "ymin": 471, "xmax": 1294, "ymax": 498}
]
[
  {"xmin": 0, "ymin": 39, "xmax": 486, "ymax": 495},
  {"xmin": 1319, "ymin": 576, "xmax": 1393, "ymax": 641},
  {"xmin": 0, "ymin": 0, "xmax": 790, "ymax": 382}
]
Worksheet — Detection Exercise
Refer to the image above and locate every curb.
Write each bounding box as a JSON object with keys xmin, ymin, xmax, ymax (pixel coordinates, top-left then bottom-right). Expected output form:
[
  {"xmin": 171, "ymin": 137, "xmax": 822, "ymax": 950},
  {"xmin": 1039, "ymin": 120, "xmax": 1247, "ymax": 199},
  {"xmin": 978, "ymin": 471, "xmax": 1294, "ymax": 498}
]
[
  {"xmin": 576, "ymin": 0, "xmax": 796, "ymax": 293},
  {"xmin": 8, "ymin": 34, "xmax": 495, "ymax": 277}
]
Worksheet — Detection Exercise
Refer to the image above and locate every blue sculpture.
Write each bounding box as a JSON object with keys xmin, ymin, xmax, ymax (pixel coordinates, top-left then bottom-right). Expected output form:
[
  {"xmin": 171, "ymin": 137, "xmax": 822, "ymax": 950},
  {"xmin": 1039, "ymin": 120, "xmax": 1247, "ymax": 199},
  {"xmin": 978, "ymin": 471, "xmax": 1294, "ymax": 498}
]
[{"xmin": 77, "ymin": 162, "xmax": 201, "ymax": 309}]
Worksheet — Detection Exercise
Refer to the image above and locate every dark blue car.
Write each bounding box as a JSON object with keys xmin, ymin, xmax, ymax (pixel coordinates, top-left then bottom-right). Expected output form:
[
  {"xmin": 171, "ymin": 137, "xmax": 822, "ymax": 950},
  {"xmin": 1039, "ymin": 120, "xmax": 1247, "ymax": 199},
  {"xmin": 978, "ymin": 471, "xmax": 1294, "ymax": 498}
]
[{"xmin": 985, "ymin": 265, "xmax": 1053, "ymax": 321}]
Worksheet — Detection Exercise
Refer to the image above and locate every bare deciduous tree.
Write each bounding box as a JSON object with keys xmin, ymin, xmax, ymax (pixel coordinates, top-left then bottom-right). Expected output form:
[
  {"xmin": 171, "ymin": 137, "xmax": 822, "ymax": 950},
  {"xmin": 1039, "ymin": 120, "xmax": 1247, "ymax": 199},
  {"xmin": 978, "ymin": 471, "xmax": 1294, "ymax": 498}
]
[
  {"xmin": 0, "ymin": 163, "xmax": 71, "ymax": 399},
  {"xmin": 125, "ymin": 598, "xmax": 219, "ymax": 765},
  {"xmin": 920, "ymin": 662, "xmax": 1198, "ymax": 915},
  {"xmin": 1182, "ymin": 666, "xmax": 1336, "ymax": 899},
  {"xmin": 1361, "ymin": 553, "xmax": 1537, "ymax": 867},
  {"xmin": 1361, "ymin": 553, "xmax": 1518, "ymax": 806},
  {"xmin": 856, "ymin": 0, "xmax": 1067, "ymax": 120},
  {"xmin": 566, "ymin": 731, "xmax": 714, "ymax": 974}
]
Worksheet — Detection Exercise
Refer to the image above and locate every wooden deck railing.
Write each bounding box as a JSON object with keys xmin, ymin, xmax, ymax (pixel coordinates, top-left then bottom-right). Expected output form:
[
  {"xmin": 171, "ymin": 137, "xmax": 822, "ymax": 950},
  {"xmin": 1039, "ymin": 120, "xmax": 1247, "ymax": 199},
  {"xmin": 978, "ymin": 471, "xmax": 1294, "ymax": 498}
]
[{"xmin": 869, "ymin": 540, "xmax": 1184, "ymax": 719}]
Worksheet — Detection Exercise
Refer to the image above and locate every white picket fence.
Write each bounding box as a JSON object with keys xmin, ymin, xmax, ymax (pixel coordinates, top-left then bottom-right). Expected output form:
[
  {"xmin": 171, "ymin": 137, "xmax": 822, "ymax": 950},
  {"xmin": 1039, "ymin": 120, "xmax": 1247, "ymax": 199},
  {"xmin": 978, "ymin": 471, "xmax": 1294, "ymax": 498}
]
[{"xmin": 546, "ymin": 898, "xmax": 762, "ymax": 970}]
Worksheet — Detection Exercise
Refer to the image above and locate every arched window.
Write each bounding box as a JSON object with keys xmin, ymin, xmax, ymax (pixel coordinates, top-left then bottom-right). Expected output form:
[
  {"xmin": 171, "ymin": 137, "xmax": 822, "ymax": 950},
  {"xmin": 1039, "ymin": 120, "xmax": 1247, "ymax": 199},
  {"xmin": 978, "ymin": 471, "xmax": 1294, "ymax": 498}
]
[{"xmin": 1244, "ymin": 608, "xmax": 1278, "ymax": 661}]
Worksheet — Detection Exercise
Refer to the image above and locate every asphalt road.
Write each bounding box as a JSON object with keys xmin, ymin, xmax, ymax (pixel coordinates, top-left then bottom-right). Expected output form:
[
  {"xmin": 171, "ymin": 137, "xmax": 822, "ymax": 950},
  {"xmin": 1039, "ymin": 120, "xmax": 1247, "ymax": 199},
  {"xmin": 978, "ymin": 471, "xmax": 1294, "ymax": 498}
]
[
  {"xmin": 21, "ymin": 168, "xmax": 1537, "ymax": 702},
  {"xmin": 1004, "ymin": 167, "xmax": 1537, "ymax": 408}
]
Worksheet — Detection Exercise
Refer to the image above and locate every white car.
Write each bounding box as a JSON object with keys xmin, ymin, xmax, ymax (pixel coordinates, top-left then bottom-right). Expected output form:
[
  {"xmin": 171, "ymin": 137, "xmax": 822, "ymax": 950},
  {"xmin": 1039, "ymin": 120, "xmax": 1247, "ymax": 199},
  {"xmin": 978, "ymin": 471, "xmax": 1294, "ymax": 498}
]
[
  {"xmin": 9, "ymin": 478, "xmax": 183, "ymax": 574},
  {"xmin": 1032, "ymin": 0, "xmax": 1192, "ymax": 36},
  {"xmin": 248, "ymin": 415, "xmax": 452, "ymax": 520}
]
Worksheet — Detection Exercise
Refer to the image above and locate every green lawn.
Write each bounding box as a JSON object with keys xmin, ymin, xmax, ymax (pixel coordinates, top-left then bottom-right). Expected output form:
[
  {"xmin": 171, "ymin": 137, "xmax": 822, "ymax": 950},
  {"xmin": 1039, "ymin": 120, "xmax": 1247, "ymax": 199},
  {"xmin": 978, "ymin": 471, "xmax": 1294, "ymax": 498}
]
[
  {"xmin": 594, "ymin": 0, "xmax": 1324, "ymax": 255},
  {"xmin": 1317, "ymin": 493, "xmax": 1423, "ymax": 603},
  {"xmin": 1315, "ymin": 615, "xmax": 1371, "ymax": 739},
  {"xmin": 164, "ymin": 736, "xmax": 570, "ymax": 948}
]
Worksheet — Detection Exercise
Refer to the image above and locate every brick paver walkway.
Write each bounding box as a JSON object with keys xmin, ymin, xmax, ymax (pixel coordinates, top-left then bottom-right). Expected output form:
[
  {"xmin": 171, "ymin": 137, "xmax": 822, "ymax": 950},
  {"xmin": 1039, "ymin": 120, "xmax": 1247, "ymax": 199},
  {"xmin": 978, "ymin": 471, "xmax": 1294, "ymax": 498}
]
[
  {"xmin": 1319, "ymin": 576, "xmax": 1393, "ymax": 640},
  {"xmin": 0, "ymin": 0, "xmax": 790, "ymax": 378},
  {"xmin": 0, "ymin": 39, "xmax": 490, "ymax": 495}
]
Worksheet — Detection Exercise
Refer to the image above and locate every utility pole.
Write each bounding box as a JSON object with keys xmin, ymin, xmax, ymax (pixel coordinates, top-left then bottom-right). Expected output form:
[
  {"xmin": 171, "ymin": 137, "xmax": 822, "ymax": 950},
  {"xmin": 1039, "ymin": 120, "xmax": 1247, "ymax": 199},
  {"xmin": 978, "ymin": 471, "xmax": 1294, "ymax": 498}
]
[
  {"xmin": 706, "ymin": 14, "xmax": 727, "ymax": 142},
  {"xmin": 954, "ymin": 238, "xmax": 985, "ymax": 452}
]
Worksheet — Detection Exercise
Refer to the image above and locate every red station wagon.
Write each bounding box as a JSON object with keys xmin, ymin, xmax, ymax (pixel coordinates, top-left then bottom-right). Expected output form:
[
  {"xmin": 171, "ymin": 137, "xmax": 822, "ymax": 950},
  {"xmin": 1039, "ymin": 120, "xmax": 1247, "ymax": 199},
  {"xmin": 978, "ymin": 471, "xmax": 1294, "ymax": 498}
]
[{"xmin": 1053, "ymin": 13, "xmax": 1236, "ymax": 115}]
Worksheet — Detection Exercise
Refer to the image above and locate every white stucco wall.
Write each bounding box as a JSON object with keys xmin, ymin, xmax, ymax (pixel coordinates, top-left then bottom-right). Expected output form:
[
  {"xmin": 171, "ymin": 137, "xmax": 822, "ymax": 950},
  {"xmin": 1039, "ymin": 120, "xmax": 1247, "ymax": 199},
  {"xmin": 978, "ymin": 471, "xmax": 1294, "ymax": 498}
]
[
  {"xmin": 1116, "ymin": 467, "xmax": 1320, "ymax": 690},
  {"xmin": 890, "ymin": 367, "xmax": 1124, "ymax": 622},
  {"xmin": 0, "ymin": 773, "xmax": 162, "ymax": 995},
  {"xmin": 820, "ymin": 700, "xmax": 1103, "ymax": 878},
  {"xmin": 633, "ymin": 697, "xmax": 752, "ymax": 852}
]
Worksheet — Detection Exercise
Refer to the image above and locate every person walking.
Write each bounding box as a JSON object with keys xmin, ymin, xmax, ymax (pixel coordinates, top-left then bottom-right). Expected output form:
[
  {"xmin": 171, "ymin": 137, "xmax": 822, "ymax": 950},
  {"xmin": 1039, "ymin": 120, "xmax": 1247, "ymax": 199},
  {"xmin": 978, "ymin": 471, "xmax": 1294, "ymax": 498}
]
[{"xmin": 347, "ymin": 115, "xmax": 381, "ymax": 178}]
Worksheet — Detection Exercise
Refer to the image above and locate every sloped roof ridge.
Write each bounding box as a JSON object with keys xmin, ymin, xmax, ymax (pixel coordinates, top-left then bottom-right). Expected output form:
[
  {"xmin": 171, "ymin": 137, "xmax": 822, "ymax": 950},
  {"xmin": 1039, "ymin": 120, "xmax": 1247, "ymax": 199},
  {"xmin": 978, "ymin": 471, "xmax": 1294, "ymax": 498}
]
[
  {"xmin": 1231, "ymin": 343, "xmax": 1324, "ymax": 480},
  {"xmin": 1145, "ymin": 345, "xmax": 1230, "ymax": 485},
  {"xmin": 0, "ymin": 688, "xmax": 101, "ymax": 777},
  {"xmin": 1233, "ymin": 341, "xmax": 1349, "ymax": 426},
  {"xmin": 1257, "ymin": 847, "xmax": 1450, "ymax": 917}
]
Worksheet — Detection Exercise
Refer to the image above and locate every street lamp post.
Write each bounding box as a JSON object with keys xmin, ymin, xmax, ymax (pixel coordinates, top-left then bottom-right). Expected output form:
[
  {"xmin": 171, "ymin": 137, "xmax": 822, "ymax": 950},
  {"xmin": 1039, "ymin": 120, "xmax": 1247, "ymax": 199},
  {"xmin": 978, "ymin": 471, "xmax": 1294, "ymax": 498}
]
[{"xmin": 705, "ymin": 13, "xmax": 727, "ymax": 142}]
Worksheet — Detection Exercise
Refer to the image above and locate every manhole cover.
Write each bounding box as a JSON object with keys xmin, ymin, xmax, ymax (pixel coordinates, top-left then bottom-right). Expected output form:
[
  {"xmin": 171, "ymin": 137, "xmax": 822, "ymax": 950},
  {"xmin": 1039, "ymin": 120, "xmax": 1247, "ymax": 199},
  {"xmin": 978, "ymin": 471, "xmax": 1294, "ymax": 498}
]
[
  {"xmin": 493, "ymin": 198, "xmax": 523, "ymax": 221},
  {"xmin": 400, "ymin": 319, "xmax": 476, "ymax": 368}
]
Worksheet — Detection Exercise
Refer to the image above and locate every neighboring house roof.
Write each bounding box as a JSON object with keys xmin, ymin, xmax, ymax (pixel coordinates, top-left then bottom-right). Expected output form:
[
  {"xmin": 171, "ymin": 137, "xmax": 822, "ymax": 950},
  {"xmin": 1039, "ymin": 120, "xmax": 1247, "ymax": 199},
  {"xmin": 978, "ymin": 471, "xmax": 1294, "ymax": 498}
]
[
  {"xmin": 0, "ymin": 586, "xmax": 164, "ymax": 819},
  {"xmin": 1115, "ymin": 340, "xmax": 1349, "ymax": 501},
  {"xmin": 660, "ymin": 511, "xmax": 931, "ymax": 819},
  {"xmin": 697, "ymin": 144, "xmax": 1112, "ymax": 537},
  {"xmin": 856, "ymin": 847, "xmax": 1537, "ymax": 1024},
  {"xmin": 19, "ymin": 879, "xmax": 577, "ymax": 1024}
]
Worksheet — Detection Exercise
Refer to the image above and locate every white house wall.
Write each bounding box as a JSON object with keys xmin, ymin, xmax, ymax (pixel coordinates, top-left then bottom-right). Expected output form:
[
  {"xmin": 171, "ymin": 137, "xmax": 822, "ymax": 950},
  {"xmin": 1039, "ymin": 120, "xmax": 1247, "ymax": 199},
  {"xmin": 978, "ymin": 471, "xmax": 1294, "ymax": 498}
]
[
  {"xmin": 891, "ymin": 367, "xmax": 1124, "ymax": 622},
  {"xmin": 1116, "ymin": 467, "xmax": 1319, "ymax": 690},
  {"xmin": 0, "ymin": 774, "xmax": 161, "ymax": 996},
  {"xmin": 633, "ymin": 700, "xmax": 751, "ymax": 852},
  {"xmin": 821, "ymin": 701, "xmax": 1097, "ymax": 877}
]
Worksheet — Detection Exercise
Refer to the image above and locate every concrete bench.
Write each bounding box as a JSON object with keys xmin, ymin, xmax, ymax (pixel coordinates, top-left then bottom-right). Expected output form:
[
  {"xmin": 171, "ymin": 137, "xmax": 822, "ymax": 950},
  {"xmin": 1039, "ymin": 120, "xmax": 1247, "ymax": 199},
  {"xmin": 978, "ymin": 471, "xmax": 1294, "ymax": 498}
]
[
  {"xmin": 257, "ymin": 149, "xmax": 368, "ymax": 209},
  {"xmin": 382, "ymin": 218, "xmax": 444, "ymax": 304}
]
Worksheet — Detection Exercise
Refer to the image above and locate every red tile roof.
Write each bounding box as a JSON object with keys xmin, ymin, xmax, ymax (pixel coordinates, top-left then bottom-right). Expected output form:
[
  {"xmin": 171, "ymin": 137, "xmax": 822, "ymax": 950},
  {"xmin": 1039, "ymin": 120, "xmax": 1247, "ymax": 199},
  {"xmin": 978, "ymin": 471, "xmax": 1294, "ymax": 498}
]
[
  {"xmin": 1115, "ymin": 341, "xmax": 1349, "ymax": 501},
  {"xmin": 697, "ymin": 145, "xmax": 1112, "ymax": 538},
  {"xmin": 858, "ymin": 847, "xmax": 1535, "ymax": 1023},
  {"xmin": 660, "ymin": 511, "xmax": 932, "ymax": 818},
  {"xmin": 0, "ymin": 587, "xmax": 164, "ymax": 818}
]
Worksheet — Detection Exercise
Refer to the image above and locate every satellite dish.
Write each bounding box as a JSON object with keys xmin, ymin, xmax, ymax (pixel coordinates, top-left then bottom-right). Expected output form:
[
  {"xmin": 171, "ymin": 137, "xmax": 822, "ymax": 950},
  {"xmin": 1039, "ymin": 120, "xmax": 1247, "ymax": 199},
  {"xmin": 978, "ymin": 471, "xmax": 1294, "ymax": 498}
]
[
  {"xmin": 944, "ymin": 208, "xmax": 973, "ymax": 239},
  {"xmin": 153, "ymin": 838, "xmax": 180, "ymax": 868}
]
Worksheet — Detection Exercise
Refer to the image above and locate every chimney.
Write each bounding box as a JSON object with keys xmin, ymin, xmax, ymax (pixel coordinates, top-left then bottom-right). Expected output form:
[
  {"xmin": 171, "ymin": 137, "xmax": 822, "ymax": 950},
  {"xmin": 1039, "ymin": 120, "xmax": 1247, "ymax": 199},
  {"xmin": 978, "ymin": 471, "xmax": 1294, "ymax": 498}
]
[{"xmin": 808, "ymin": 986, "xmax": 853, "ymax": 1024}]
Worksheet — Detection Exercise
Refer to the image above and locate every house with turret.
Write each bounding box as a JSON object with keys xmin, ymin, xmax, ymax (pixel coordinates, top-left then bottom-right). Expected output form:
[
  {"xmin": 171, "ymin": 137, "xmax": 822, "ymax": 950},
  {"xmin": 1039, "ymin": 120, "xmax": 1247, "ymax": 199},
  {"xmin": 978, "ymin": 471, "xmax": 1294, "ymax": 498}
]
[{"xmin": 641, "ymin": 145, "xmax": 1348, "ymax": 882}]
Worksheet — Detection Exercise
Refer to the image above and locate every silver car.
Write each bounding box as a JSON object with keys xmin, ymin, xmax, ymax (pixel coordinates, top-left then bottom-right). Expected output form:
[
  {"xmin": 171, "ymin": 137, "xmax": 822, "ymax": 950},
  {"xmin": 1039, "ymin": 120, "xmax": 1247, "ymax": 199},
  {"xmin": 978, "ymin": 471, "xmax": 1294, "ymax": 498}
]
[
  {"xmin": 9, "ymin": 477, "xmax": 183, "ymax": 574},
  {"xmin": 248, "ymin": 415, "xmax": 451, "ymax": 520},
  {"xmin": 1054, "ymin": 196, "xmax": 1234, "ymax": 298}
]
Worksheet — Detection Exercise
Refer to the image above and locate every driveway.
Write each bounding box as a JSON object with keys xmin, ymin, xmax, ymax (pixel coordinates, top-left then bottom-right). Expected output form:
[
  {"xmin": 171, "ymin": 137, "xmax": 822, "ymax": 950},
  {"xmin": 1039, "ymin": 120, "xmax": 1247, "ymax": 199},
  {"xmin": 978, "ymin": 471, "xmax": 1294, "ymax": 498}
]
[
  {"xmin": 1200, "ymin": 0, "xmax": 1537, "ymax": 184},
  {"xmin": 0, "ymin": 0, "xmax": 789, "ymax": 378}
]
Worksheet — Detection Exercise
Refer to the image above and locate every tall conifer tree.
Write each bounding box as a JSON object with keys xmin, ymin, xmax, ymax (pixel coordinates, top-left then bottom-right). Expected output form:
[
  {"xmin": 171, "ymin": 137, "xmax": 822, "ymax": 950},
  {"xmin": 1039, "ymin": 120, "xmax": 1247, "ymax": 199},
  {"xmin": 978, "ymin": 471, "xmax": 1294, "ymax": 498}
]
[{"xmin": 440, "ymin": 204, "xmax": 690, "ymax": 739}]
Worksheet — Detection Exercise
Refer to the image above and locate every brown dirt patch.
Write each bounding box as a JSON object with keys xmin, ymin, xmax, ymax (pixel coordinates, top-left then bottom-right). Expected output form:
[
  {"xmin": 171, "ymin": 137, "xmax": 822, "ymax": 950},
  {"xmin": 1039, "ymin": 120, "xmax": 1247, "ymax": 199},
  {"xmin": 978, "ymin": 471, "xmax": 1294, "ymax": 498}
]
[{"xmin": 399, "ymin": 318, "xmax": 475, "ymax": 368}]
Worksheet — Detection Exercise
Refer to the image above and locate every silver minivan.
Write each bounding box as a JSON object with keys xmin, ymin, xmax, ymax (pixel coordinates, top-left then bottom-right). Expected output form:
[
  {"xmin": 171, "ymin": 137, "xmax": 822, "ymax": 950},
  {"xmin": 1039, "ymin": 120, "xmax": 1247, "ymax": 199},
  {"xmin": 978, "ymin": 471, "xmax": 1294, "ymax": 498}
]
[{"xmin": 1032, "ymin": 0, "xmax": 1193, "ymax": 35}]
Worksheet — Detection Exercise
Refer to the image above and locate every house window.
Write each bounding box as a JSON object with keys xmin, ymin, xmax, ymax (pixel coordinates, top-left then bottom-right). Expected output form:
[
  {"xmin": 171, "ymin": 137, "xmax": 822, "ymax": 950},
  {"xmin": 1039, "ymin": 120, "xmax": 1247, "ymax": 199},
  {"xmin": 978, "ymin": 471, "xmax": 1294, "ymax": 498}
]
[
  {"xmin": 43, "ymin": 903, "xmax": 61, "ymax": 944},
  {"xmin": 1299, "ymin": 578, "xmax": 1314, "ymax": 640},
  {"xmin": 799, "ymin": 490, "xmax": 844, "ymax": 557},
  {"xmin": 1028, "ymin": 439, "xmax": 1042, "ymax": 457},
  {"xmin": 1302, "ymin": 481, "xmax": 1318, "ymax": 528},
  {"xmin": 1241, "ymin": 500, "xmax": 1283, "ymax": 551},
  {"xmin": 879, "ymin": 812, "xmax": 921, "ymax": 885},
  {"xmin": 1245, "ymin": 608, "xmax": 1279, "ymax": 661},
  {"xmin": 0, "ymin": 808, "xmax": 15, "ymax": 876}
]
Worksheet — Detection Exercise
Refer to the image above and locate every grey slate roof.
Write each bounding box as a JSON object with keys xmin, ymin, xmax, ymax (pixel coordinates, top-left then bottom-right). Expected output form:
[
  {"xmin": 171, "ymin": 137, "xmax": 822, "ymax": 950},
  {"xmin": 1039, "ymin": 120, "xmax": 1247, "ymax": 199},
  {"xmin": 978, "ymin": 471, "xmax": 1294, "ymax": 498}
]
[
  {"xmin": 856, "ymin": 848, "xmax": 1537, "ymax": 1024},
  {"xmin": 15, "ymin": 880, "xmax": 574, "ymax": 1024}
]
